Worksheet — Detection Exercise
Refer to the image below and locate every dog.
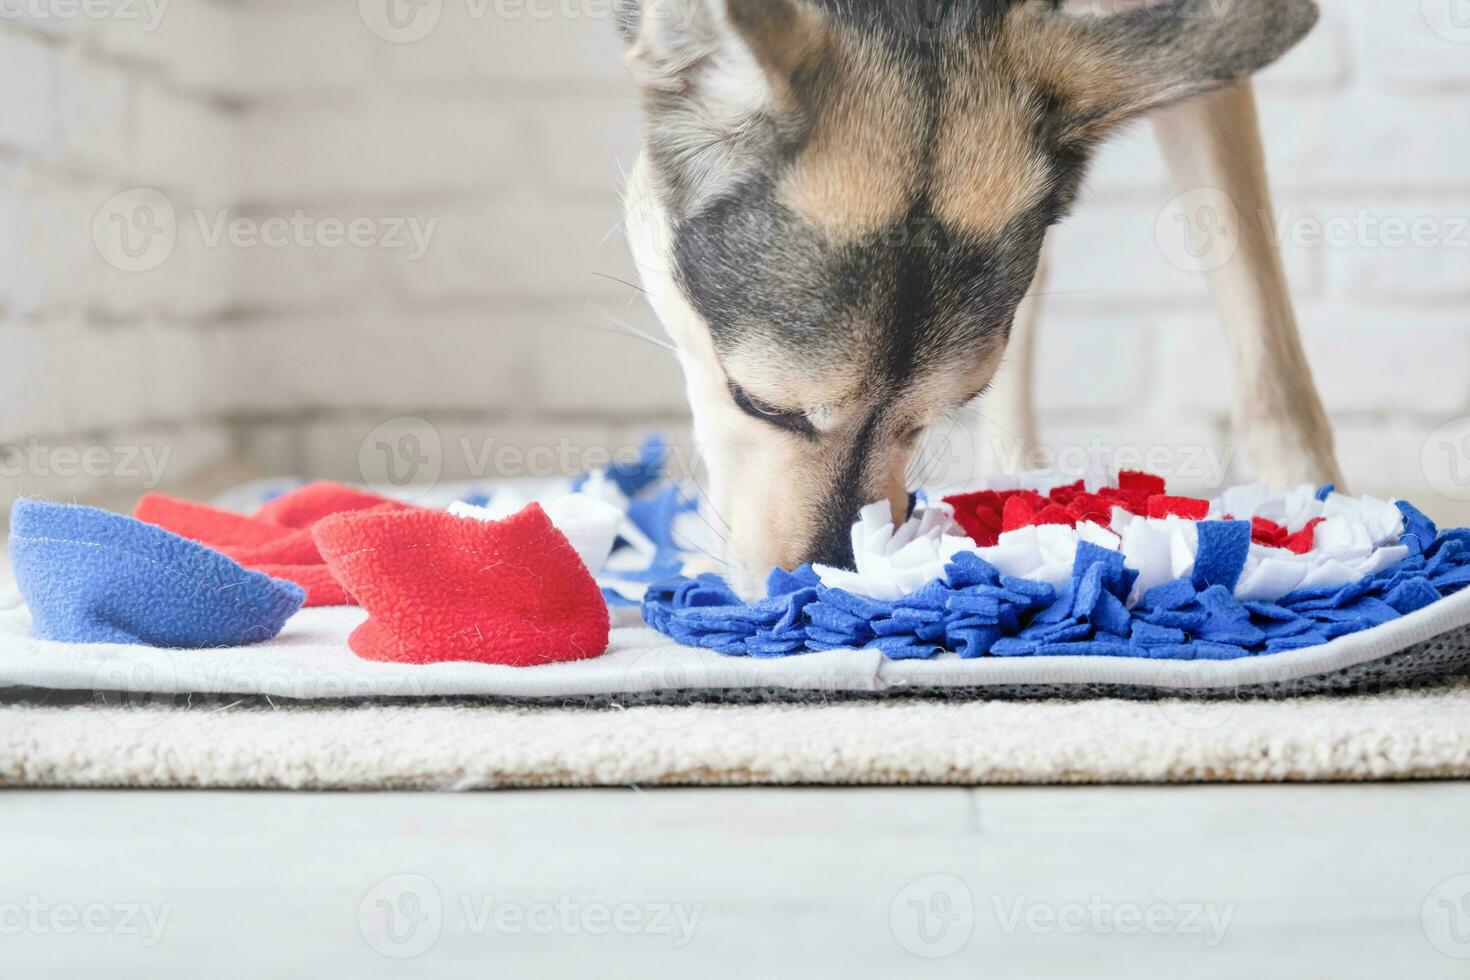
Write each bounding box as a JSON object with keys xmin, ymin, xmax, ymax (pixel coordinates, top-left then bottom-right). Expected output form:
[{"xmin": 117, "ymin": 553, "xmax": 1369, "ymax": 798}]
[{"xmin": 616, "ymin": 0, "xmax": 1344, "ymax": 592}]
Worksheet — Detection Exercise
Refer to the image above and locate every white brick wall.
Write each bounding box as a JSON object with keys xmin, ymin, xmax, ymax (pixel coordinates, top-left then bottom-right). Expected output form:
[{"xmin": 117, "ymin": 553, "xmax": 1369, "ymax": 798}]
[
  {"xmin": 0, "ymin": 4, "xmax": 240, "ymax": 508},
  {"xmin": 2, "ymin": 0, "xmax": 1469, "ymax": 523},
  {"xmin": 0, "ymin": 28, "xmax": 57, "ymax": 155}
]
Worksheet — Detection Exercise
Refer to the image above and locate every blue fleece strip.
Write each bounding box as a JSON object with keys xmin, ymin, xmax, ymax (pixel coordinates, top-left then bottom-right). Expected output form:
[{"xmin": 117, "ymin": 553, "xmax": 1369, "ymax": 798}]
[
  {"xmin": 8, "ymin": 499, "xmax": 304, "ymax": 648},
  {"xmin": 642, "ymin": 508, "xmax": 1470, "ymax": 661}
]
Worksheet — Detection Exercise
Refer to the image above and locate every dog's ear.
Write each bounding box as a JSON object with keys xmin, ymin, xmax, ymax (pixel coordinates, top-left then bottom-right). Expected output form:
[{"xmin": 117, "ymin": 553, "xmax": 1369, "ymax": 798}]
[
  {"xmin": 622, "ymin": 0, "xmax": 836, "ymax": 215},
  {"xmin": 623, "ymin": 0, "xmax": 831, "ymax": 105},
  {"xmin": 1005, "ymin": 0, "xmax": 1318, "ymax": 141}
]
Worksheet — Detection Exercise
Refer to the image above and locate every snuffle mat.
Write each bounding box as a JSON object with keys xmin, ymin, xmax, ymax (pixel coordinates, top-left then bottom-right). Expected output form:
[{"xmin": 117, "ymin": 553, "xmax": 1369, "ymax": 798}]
[{"xmin": 4, "ymin": 436, "xmax": 1470, "ymax": 703}]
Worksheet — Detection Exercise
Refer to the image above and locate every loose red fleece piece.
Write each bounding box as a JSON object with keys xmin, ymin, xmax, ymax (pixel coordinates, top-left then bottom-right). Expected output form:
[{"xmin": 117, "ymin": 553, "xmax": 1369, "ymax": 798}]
[
  {"xmin": 1244, "ymin": 515, "xmax": 1324, "ymax": 555},
  {"xmin": 312, "ymin": 504, "xmax": 609, "ymax": 666},
  {"xmin": 133, "ymin": 482, "xmax": 407, "ymax": 606}
]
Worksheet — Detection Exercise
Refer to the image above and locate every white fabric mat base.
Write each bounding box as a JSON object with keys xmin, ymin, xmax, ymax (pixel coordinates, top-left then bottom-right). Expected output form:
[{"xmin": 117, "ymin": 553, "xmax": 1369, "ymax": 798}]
[{"xmin": 4, "ymin": 584, "xmax": 1470, "ymax": 700}]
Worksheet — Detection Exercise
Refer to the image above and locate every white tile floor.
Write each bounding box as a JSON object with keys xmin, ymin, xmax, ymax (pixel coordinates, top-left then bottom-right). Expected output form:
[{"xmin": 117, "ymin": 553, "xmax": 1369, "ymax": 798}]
[{"xmin": 2, "ymin": 785, "xmax": 1469, "ymax": 979}]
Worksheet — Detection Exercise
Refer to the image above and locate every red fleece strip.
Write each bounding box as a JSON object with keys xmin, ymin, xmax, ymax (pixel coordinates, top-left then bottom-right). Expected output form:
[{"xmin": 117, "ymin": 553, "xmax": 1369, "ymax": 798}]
[
  {"xmin": 1285, "ymin": 518, "xmax": 1326, "ymax": 554},
  {"xmin": 133, "ymin": 494, "xmax": 295, "ymax": 550},
  {"xmin": 1232, "ymin": 516, "xmax": 1324, "ymax": 555},
  {"xmin": 946, "ymin": 473, "xmax": 1218, "ymax": 546},
  {"xmin": 313, "ymin": 504, "xmax": 610, "ymax": 666},
  {"xmin": 254, "ymin": 482, "xmax": 409, "ymax": 528},
  {"xmin": 1146, "ymin": 495, "xmax": 1211, "ymax": 521},
  {"xmin": 133, "ymin": 483, "xmax": 406, "ymax": 607}
]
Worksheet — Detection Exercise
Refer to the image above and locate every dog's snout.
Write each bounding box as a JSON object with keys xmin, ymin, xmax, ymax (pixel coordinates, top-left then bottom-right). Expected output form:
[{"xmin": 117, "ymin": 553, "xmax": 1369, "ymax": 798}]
[
  {"xmin": 802, "ymin": 520, "xmax": 856, "ymax": 570},
  {"xmin": 800, "ymin": 492, "xmax": 916, "ymax": 570},
  {"xmin": 798, "ymin": 486, "xmax": 873, "ymax": 570}
]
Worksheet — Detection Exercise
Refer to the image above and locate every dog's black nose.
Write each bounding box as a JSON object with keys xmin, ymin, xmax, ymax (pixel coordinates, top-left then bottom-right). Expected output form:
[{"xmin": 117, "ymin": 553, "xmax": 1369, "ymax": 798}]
[
  {"xmin": 803, "ymin": 534, "xmax": 856, "ymax": 571},
  {"xmin": 802, "ymin": 513, "xmax": 858, "ymax": 570},
  {"xmin": 801, "ymin": 494, "xmax": 915, "ymax": 570}
]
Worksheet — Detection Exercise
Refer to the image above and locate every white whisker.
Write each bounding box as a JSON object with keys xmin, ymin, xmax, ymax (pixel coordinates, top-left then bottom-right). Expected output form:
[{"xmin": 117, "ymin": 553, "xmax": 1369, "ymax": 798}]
[{"xmin": 584, "ymin": 306, "xmax": 681, "ymax": 358}]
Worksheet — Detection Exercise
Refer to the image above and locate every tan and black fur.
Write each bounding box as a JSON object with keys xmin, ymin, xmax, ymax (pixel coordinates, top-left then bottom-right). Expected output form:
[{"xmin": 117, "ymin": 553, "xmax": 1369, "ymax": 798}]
[{"xmin": 617, "ymin": 0, "xmax": 1339, "ymax": 591}]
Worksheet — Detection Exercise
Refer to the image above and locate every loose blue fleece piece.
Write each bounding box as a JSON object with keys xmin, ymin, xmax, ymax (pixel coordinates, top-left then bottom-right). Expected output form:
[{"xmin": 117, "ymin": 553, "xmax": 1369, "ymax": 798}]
[
  {"xmin": 9, "ymin": 499, "xmax": 304, "ymax": 648},
  {"xmin": 642, "ymin": 514, "xmax": 1470, "ymax": 661},
  {"xmin": 1192, "ymin": 520, "xmax": 1253, "ymax": 592},
  {"xmin": 613, "ymin": 484, "xmax": 701, "ymax": 586}
]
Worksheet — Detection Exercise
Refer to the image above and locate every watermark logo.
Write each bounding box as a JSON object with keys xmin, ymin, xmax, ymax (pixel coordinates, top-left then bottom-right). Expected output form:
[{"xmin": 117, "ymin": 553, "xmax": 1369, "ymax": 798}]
[
  {"xmin": 359, "ymin": 874, "xmax": 444, "ymax": 959},
  {"xmin": 913, "ymin": 417, "xmax": 982, "ymax": 495},
  {"xmin": 360, "ymin": 0, "xmax": 442, "ymax": 41},
  {"xmin": 1422, "ymin": 874, "xmax": 1470, "ymax": 958},
  {"xmin": 358, "ymin": 416, "xmax": 444, "ymax": 499},
  {"xmin": 890, "ymin": 874, "xmax": 974, "ymax": 958},
  {"xmin": 1422, "ymin": 417, "xmax": 1470, "ymax": 503},
  {"xmin": 91, "ymin": 649, "xmax": 180, "ymax": 731},
  {"xmin": 1424, "ymin": 0, "xmax": 1470, "ymax": 43},
  {"xmin": 1156, "ymin": 187, "xmax": 1239, "ymax": 274},
  {"xmin": 615, "ymin": 649, "xmax": 713, "ymax": 731},
  {"xmin": 1153, "ymin": 661, "xmax": 1241, "ymax": 731},
  {"xmin": 92, "ymin": 187, "xmax": 176, "ymax": 273},
  {"xmin": 0, "ymin": 0, "xmax": 168, "ymax": 31}
]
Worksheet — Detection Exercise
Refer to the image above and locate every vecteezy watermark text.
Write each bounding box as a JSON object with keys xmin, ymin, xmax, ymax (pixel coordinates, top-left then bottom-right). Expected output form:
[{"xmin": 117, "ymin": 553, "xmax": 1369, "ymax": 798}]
[
  {"xmin": 889, "ymin": 875, "xmax": 1234, "ymax": 959},
  {"xmin": 458, "ymin": 896, "xmax": 701, "ymax": 945},
  {"xmin": 992, "ymin": 896, "xmax": 1234, "ymax": 947},
  {"xmin": 0, "ymin": 899, "xmax": 172, "ymax": 947},
  {"xmin": 356, "ymin": 417, "xmax": 704, "ymax": 497},
  {"xmin": 986, "ymin": 433, "xmax": 1236, "ymax": 489},
  {"xmin": 358, "ymin": 0, "xmax": 701, "ymax": 43},
  {"xmin": 195, "ymin": 210, "xmax": 437, "ymax": 261},
  {"xmin": 1262, "ymin": 209, "xmax": 1470, "ymax": 251},
  {"xmin": 0, "ymin": 0, "xmax": 168, "ymax": 30},
  {"xmin": 92, "ymin": 189, "xmax": 438, "ymax": 273},
  {"xmin": 0, "ymin": 440, "xmax": 171, "ymax": 489},
  {"xmin": 357, "ymin": 874, "xmax": 702, "ymax": 958},
  {"xmin": 1159, "ymin": 189, "xmax": 1470, "ymax": 273}
]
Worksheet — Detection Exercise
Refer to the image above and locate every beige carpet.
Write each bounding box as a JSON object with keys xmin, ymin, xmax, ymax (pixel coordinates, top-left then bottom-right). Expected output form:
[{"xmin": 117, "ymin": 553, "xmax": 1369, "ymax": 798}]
[{"xmin": 4, "ymin": 679, "xmax": 1469, "ymax": 789}]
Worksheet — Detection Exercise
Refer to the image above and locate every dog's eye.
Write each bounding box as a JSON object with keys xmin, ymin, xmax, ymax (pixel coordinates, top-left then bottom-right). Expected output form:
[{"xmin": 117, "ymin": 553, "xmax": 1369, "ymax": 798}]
[{"xmin": 728, "ymin": 383, "xmax": 817, "ymax": 437}]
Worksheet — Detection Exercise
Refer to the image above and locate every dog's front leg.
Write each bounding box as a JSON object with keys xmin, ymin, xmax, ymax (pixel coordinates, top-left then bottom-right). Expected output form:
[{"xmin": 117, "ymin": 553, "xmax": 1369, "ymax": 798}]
[
  {"xmin": 978, "ymin": 249, "xmax": 1047, "ymax": 477},
  {"xmin": 1153, "ymin": 82, "xmax": 1344, "ymax": 491}
]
